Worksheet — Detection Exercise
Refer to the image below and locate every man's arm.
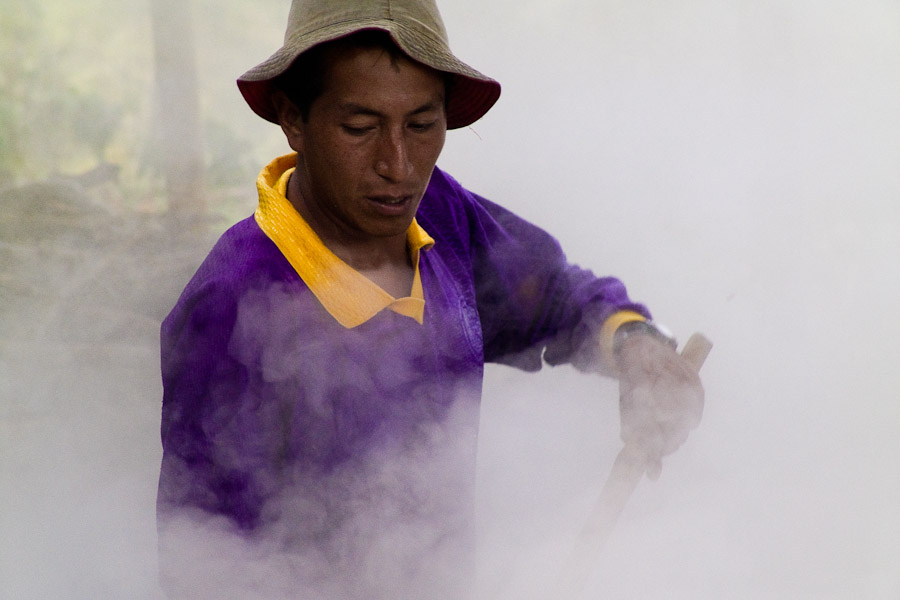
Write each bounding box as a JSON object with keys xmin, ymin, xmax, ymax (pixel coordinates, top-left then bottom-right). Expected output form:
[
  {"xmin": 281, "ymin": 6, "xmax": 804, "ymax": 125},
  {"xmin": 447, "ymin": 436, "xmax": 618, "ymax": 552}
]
[
  {"xmin": 157, "ymin": 278, "xmax": 284, "ymax": 598},
  {"xmin": 444, "ymin": 182, "xmax": 651, "ymax": 374},
  {"xmin": 432, "ymin": 171, "xmax": 703, "ymax": 458}
]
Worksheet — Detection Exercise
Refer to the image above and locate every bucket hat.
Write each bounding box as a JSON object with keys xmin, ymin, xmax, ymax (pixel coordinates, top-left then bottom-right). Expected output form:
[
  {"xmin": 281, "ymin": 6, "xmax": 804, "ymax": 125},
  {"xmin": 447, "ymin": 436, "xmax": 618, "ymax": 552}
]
[{"xmin": 237, "ymin": 0, "xmax": 501, "ymax": 130}]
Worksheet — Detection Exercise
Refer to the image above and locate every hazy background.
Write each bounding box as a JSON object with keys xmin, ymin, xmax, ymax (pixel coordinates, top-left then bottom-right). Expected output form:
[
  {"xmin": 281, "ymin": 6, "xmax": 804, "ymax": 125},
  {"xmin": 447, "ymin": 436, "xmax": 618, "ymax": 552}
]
[{"xmin": 1, "ymin": 1, "xmax": 898, "ymax": 598}]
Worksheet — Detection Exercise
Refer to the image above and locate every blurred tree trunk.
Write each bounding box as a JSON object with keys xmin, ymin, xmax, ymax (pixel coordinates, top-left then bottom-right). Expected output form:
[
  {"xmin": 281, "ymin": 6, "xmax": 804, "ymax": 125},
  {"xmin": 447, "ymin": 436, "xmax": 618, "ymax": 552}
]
[{"xmin": 150, "ymin": 0, "xmax": 205, "ymax": 222}]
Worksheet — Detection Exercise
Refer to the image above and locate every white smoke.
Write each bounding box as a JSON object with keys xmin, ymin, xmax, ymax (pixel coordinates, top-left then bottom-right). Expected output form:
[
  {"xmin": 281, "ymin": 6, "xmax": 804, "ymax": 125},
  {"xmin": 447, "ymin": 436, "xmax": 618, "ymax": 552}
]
[{"xmin": 2, "ymin": 1, "xmax": 899, "ymax": 599}]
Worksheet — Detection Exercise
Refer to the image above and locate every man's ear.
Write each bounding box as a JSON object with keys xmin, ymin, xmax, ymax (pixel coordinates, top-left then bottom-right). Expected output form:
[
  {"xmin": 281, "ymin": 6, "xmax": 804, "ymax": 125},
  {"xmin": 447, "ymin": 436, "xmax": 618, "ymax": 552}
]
[{"xmin": 272, "ymin": 89, "xmax": 304, "ymax": 153}]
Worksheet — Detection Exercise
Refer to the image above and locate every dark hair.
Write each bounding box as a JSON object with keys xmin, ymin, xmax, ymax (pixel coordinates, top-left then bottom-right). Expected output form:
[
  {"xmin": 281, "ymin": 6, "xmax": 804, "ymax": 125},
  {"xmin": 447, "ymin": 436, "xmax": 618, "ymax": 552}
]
[{"xmin": 273, "ymin": 29, "xmax": 453, "ymax": 122}]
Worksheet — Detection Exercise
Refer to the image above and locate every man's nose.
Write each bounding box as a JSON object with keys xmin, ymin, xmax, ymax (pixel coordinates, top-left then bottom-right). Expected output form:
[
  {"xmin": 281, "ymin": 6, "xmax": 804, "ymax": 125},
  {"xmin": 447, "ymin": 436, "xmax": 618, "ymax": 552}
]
[{"xmin": 374, "ymin": 129, "xmax": 412, "ymax": 182}]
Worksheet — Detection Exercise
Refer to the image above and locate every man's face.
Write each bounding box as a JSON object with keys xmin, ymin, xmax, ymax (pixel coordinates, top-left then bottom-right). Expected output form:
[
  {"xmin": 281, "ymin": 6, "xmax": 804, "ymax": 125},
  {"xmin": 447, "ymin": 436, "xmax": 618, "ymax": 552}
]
[{"xmin": 282, "ymin": 44, "xmax": 447, "ymax": 247}]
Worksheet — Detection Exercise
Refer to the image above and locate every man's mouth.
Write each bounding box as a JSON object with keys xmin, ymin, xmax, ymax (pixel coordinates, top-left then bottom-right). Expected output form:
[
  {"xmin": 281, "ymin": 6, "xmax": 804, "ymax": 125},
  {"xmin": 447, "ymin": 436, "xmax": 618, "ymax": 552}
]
[
  {"xmin": 369, "ymin": 194, "xmax": 413, "ymax": 206},
  {"xmin": 375, "ymin": 196, "xmax": 406, "ymax": 205},
  {"xmin": 367, "ymin": 194, "xmax": 414, "ymax": 215}
]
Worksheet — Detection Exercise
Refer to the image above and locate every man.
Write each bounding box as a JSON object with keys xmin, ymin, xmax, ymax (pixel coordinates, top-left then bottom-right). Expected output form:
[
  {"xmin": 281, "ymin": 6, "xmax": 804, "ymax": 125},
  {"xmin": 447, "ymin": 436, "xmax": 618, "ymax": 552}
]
[{"xmin": 156, "ymin": 1, "xmax": 704, "ymax": 598}]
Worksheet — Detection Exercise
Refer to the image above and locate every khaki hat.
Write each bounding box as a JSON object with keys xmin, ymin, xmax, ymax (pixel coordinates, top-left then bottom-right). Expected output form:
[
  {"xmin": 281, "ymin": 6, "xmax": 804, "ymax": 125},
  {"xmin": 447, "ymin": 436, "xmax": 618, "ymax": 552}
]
[{"xmin": 237, "ymin": 0, "xmax": 501, "ymax": 130}]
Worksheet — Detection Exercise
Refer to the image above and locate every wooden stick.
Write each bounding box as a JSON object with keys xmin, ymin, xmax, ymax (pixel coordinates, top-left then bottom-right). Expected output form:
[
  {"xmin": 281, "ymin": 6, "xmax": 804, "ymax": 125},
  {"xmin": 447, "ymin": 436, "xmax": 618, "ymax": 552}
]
[
  {"xmin": 680, "ymin": 332, "xmax": 714, "ymax": 372},
  {"xmin": 555, "ymin": 333, "xmax": 712, "ymax": 597}
]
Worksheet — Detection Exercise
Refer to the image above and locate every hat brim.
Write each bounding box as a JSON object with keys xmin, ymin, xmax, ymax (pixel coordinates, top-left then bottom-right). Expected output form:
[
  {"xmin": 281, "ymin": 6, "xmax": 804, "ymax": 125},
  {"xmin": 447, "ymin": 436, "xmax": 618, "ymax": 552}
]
[{"xmin": 237, "ymin": 20, "xmax": 500, "ymax": 130}]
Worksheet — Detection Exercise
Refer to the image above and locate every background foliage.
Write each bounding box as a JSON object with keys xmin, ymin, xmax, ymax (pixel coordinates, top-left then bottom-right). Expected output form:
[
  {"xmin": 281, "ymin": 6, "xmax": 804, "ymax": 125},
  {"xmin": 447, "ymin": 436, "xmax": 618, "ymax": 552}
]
[{"xmin": 0, "ymin": 0, "xmax": 287, "ymax": 218}]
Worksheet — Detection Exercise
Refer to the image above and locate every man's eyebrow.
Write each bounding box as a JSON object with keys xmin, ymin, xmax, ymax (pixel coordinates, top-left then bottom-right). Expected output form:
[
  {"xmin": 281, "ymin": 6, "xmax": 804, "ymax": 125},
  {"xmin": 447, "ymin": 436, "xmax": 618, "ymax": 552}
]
[
  {"xmin": 338, "ymin": 103, "xmax": 381, "ymax": 117},
  {"xmin": 337, "ymin": 98, "xmax": 444, "ymax": 117},
  {"xmin": 408, "ymin": 98, "xmax": 445, "ymax": 115}
]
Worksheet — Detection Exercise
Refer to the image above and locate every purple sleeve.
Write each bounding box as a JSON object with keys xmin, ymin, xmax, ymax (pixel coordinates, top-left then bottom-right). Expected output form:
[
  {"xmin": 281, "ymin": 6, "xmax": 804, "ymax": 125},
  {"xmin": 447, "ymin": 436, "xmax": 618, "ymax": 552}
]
[
  {"xmin": 444, "ymin": 176, "xmax": 650, "ymax": 373},
  {"xmin": 157, "ymin": 279, "xmax": 271, "ymax": 532},
  {"xmin": 156, "ymin": 225, "xmax": 293, "ymax": 537}
]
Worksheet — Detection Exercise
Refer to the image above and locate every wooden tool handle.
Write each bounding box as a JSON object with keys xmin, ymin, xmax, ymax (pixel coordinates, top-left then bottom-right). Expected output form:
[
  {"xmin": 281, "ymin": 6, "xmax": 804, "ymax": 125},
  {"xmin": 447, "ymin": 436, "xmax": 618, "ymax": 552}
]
[{"xmin": 680, "ymin": 332, "xmax": 713, "ymax": 373}]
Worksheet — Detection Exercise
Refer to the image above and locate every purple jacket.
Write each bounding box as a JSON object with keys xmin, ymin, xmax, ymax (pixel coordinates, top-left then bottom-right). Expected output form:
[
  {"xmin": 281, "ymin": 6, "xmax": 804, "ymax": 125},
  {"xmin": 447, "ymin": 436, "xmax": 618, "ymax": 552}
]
[{"xmin": 156, "ymin": 167, "xmax": 647, "ymax": 597}]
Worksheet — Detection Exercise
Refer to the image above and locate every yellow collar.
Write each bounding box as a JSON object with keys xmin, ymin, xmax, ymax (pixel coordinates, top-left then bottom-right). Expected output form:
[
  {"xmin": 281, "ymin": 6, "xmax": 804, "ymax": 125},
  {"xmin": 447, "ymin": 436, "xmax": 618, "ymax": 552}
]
[{"xmin": 254, "ymin": 154, "xmax": 434, "ymax": 328}]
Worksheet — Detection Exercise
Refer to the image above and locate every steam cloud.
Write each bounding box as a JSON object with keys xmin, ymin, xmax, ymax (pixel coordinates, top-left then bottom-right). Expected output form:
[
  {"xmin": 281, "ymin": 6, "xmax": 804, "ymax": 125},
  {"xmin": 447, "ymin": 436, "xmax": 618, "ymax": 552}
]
[{"xmin": 2, "ymin": 1, "xmax": 899, "ymax": 599}]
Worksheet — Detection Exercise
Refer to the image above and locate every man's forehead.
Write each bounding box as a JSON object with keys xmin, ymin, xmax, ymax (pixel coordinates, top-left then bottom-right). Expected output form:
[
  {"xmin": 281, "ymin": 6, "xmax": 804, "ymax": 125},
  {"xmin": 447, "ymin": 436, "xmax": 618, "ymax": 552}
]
[
  {"xmin": 316, "ymin": 45, "xmax": 447, "ymax": 105},
  {"xmin": 318, "ymin": 40, "xmax": 440, "ymax": 83}
]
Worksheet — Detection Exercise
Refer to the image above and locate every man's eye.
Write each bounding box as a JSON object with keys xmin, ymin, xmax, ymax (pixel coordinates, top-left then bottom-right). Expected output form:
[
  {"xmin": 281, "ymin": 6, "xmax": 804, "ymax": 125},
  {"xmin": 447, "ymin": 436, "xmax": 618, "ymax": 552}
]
[
  {"xmin": 409, "ymin": 121, "xmax": 436, "ymax": 132},
  {"xmin": 342, "ymin": 124, "xmax": 373, "ymax": 136}
]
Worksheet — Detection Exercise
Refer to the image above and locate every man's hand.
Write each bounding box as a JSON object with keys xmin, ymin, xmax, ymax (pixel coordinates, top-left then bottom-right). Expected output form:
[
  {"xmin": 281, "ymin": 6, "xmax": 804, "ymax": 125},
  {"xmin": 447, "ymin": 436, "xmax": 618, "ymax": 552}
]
[{"xmin": 616, "ymin": 332, "xmax": 705, "ymax": 479}]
